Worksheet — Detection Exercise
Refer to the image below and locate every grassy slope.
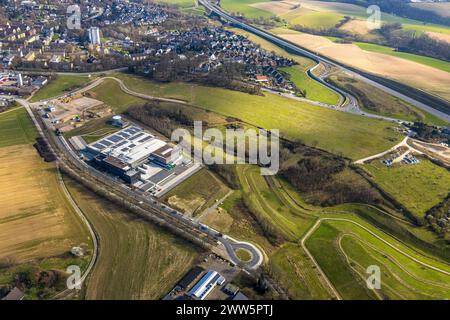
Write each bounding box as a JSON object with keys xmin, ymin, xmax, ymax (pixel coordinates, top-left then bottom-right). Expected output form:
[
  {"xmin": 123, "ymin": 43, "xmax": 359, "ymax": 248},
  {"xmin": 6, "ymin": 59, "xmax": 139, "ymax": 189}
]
[
  {"xmin": 65, "ymin": 177, "xmax": 200, "ymax": 299},
  {"xmin": 221, "ymin": 0, "xmax": 273, "ymax": 18},
  {"xmin": 280, "ymin": 65, "xmax": 340, "ymax": 105},
  {"xmin": 306, "ymin": 222, "xmax": 376, "ymax": 299},
  {"xmin": 327, "ymin": 72, "xmax": 449, "ymax": 126},
  {"xmin": 87, "ymin": 79, "xmax": 147, "ymax": 114},
  {"xmin": 30, "ymin": 75, "xmax": 93, "ymax": 103},
  {"xmin": 355, "ymin": 42, "xmax": 450, "ymax": 73},
  {"xmin": 363, "ymin": 159, "xmax": 450, "ymax": 220},
  {"xmin": 163, "ymin": 169, "xmax": 230, "ymax": 216},
  {"xmin": 114, "ymin": 73, "xmax": 402, "ymax": 160},
  {"xmin": 282, "ymin": 8, "xmax": 344, "ymax": 28}
]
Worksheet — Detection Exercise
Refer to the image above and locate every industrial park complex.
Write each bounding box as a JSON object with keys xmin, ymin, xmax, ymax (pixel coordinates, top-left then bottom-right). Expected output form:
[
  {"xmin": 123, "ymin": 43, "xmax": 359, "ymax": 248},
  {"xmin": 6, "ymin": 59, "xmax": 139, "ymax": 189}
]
[{"xmin": 85, "ymin": 125, "xmax": 199, "ymax": 196}]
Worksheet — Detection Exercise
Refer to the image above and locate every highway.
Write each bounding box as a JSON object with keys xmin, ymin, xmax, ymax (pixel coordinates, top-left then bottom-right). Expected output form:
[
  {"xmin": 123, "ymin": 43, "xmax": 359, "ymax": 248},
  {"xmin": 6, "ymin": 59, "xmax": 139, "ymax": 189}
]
[{"xmin": 199, "ymin": 0, "xmax": 450, "ymax": 123}]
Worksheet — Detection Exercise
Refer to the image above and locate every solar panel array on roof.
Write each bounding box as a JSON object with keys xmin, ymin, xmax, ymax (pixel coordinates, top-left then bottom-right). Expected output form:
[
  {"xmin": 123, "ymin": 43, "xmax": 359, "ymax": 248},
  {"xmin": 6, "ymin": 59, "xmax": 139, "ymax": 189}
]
[
  {"xmin": 138, "ymin": 136, "xmax": 153, "ymax": 143},
  {"xmin": 129, "ymin": 144, "xmax": 136, "ymax": 148},
  {"xmin": 115, "ymin": 140, "xmax": 127, "ymax": 148},
  {"xmin": 125, "ymin": 127, "xmax": 141, "ymax": 135},
  {"xmin": 100, "ymin": 140, "xmax": 113, "ymax": 146},
  {"xmin": 108, "ymin": 135, "xmax": 123, "ymax": 143},
  {"xmin": 118, "ymin": 132, "xmax": 130, "ymax": 138},
  {"xmin": 92, "ymin": 143, "xmax": 105, "ymax": 150},
  {"xmin": 130, "ymin": 132, "xmax": 145, "ymax": 141}
]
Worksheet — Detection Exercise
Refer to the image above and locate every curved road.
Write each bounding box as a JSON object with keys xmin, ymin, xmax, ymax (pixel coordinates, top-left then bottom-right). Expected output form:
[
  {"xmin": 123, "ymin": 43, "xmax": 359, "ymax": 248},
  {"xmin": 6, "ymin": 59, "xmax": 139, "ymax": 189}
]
[{"xmin": 199, "ymin": 0, "xmax": 450, "ymax": 123}]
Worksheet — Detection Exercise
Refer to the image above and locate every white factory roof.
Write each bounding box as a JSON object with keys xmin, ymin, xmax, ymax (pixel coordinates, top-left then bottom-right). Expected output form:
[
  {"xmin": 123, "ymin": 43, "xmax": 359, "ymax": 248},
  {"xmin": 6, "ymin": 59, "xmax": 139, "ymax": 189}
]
[{"xmin": 88, "ymin": 126, "xmax": 167, "ymax": 165}]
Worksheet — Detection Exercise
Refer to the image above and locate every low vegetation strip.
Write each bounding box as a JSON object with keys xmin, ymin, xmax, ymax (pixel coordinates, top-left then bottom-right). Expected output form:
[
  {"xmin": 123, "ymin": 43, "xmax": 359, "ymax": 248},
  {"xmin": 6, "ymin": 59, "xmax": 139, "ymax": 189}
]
[{"xmin": 113, "ymin": 73, "xmax": 402, "ymax": 160}]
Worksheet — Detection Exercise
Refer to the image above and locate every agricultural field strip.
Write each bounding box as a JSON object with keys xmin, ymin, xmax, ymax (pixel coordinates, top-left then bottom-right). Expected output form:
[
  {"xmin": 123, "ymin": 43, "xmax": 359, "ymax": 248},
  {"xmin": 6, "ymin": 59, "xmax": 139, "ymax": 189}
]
[
  {"xmin": 305, "ymin": 218, "xmax": 450, "ymax": 276},
  {"xmin": 55, "ymin": 167, "xmax": 98, "ymax": 292},
  {"xmin": 11, "ymin": 100, "xmax": 97, "ymax": 290}
]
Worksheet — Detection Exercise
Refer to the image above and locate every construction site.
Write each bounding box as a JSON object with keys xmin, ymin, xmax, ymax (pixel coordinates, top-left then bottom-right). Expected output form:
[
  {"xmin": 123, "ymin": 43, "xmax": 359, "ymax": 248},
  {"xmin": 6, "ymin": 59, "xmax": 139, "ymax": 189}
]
[{"xmin": 38, "ymin": 93, "xmax": 113, "ymax": 133}]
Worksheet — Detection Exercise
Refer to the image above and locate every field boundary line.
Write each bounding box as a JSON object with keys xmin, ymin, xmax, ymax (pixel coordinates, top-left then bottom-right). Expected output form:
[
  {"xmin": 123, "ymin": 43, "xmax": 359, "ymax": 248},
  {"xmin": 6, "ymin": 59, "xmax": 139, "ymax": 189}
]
[
  {"xmin": 54, "ymin": 168, "xmax": 99, "ymax": 299},
  {"xmin": 300, "ymin": 219, "xmax": 342, "ymax": 300}
]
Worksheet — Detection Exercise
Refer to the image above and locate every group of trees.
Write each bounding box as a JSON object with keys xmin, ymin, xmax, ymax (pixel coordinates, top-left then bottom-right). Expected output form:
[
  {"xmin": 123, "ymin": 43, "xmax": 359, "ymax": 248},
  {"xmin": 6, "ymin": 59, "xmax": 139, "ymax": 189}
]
[
  {"xmin": 334, "ymin": 0, "xmax": 450, "ymax": 26},
  {"xmin": 378, "ymin": 23, "xmax": 450, "ymax": 62},
  {"xmin": 408, "ymin": 122, "xmax": 444, "ymax": 142},
  {"xmin": 126, "ymin": 102, "xmax": 195, "ymax": 138},
  {"xmin": 279, "ymin": 142, "xmax": 381, "ymax": 206},
  {"xmin": 426, "ymin": 196, "xmax": 450, "ymax": 241}
]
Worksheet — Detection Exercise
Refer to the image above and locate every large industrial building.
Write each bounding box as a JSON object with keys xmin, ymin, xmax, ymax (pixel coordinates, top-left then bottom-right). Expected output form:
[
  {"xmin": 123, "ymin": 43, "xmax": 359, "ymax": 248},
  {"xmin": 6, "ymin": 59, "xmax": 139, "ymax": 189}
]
[
  {"xmin": 188, "ymin": 271, "xmax": 225, "ymax": 300},
  {"xmin": 85, "ymin": 125, "xmax": 193, "ymax": 195}
]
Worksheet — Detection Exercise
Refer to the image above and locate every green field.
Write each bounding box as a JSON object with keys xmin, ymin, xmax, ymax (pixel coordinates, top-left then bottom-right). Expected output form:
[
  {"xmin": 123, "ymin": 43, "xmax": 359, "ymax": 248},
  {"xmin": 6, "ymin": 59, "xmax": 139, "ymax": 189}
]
[
  {"xmin": 280, "ymin": 65, "xmax": 340, "ymax": 105},
  {"xmin": 157, "ymin": 0, "xmax": 196, "ymax": 8},
  {"xmin": 30, "ymin": 75, "xmax": 93, "ymax": 102},
  {"xmin": 355, "ymin": 42, "xmax": 450, "ymax": 73},
  {"xmin": 270, "ymin": 243, "xmax": 333, "ymax": 299},
  {"xmin": 363, "ymin": 159, "xmax": 450, "ymax": 220},
  {"xmin": 114, "ymin": 73, "xmax": 402, "ymax": 160},
  {"xmin": 306, "ymin": 219, "xmax": 450, "ymax": 299},
  {"xmin": 65, "ymin": 177, "xmax": 200, "ymax": 299},
  {"xmin": 163, "ymin": 169, "xmax": 230, "ymax": 216},
  {"xmin": 282, "ymin": 8, "xmax": 344, "ymax": 29},
  {"xmin": 0, "ymin": 107, "xmax": 38, "ymax": 148},
  {"xmin": 87, "ymin": 79, "xmax": 147, "ymax": 113},
  {"xmin": 221, "ymin": 0, "xmax": 273, "ymax": 19}
]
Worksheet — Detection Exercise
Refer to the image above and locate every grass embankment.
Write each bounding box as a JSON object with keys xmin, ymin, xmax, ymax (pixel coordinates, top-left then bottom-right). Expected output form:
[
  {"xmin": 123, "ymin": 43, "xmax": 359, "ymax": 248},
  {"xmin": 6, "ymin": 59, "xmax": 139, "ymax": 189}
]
[
  {"xmin": 0, "ymin": 108, "xmax": 92, "ymax": 299},
  {"xmin": 163, "ymin": 169, "xmax": 230, "ymax": 217},
  {"xmin": 327, "ymin": 72, "xmax": 449, "ymax": 126},
  {"xmin": 202, "ymin": 161, "xmax": 450, "ymax": 299},
  {"xmin": 363, "ymin": 158, "xmax": 450, "ymax": 221},
  {"xmin": 65, "ymin": 177, "xmax": 200, "ymax": 299},
  {"xmin": 112, "ymin": 73, "xmax": 402, "ymax": 160},
  {"xmin": 87, "ymin": 79, "xmax": 147, "ymax": 114},
  {"xmin": 306, "ymin": 220, "xmax": 450, "ymax": 300},
  {"xmin": 30, "ymin": 75, "xmax": 93, "ymax": 103}
]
